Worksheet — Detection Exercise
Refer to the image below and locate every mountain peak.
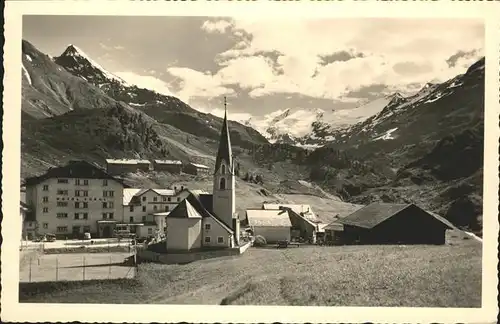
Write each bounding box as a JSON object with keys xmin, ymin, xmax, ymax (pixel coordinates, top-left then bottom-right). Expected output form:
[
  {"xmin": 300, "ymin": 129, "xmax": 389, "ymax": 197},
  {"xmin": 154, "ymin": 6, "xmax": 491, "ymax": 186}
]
[{"xmin": 56, "ymin": 44, "xmax": 128, "ymax": 85}]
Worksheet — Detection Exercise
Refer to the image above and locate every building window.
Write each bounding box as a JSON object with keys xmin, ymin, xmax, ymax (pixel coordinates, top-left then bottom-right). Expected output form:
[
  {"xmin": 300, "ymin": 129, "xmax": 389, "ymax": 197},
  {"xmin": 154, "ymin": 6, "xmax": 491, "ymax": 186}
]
[
  {"xmin": 176, "ymin": 197, "xmax": 180, "ymax": 202},
  {"xmin": 142, "ymin": 197, "xmax": 146, "ymax": 202},
  {"xmin": 103, "ymin": 190, "xmax": 114, "ymax": 197},
  {"xmin": 57, "ymin": 179, "xmax": 68, "ymax": 184},
  {"xmin": 57, "ymin": 201, "xmax": 68, "ymax": 207},
  {"xmin": 42, "ymin": 196, "xmax": 49, "ymax": 203},
  {"xmin": 43, "ymin": 207, "xmax": 49, "ymax": 213},
  {"xmin": 153, "ymin": 205, "xmax": 157, "ymax": 211},
  {"xmin": 57, "ymin": 189, "xmax": 68, "ymax": 195},
  {"xmin": 168, "ymin": 197, "xmax": 171, "ymax": 202},
  {"xmin": 165, "ymin": 206, "xmax": 169, "ymax": 212},
  {"xmin": 83, "ymin": 226, "xmax": 90, "ymax": 233},
  {"xmin": 221, "ymin": 164, "xmax": 226, "ymax": 174},
  {"xmin": 103, "ymin": 202, "xmax": 113, "ymax": 209},
  {"xmin": 74, "ymin": 213, "xmax": 80, "ymax": 220},
  {"xmin": 72, "ymin": 226, "xmax": 80, "ymax": 233},
  {"xmin": 57, "ymin": 226, "xmax": 68, "ymax": 233},
  {"xmin": 205, "ymin": 224, "xmax": 211, "ymax": 230},
  {"xmin": 102, "ymin": 213, "xmax": 107, "ymax": 219},
  {"xmin": 75, "ymin": 202, "xmax": 80, "ymax": 208},
  {"xmin": 129, "ymin": 216, "xmax": 134, "ymax": 223},
  {"xmin": 142, "ymin": 206, "xmax": 146, "ymax": 212},
  {"xmin": 102, "ymin": 202, "xmax": 108, "ymax": 208},
  {"xmin": 83, "ymin": 213, "xmax": 88, "ymax": 220},
  {"xmin": 148, "ymin": 228, "xmax": 153, "ymax": 235},
  {"xmin": 103, "ymin": 179, "xmax": 108, "ymax": 186},
  {"xmin": 109, "ymin": 213, "xmax": 114, "ymax": 220},
  {"xmin": 83, "ymin": 202, "xmax": 88, "ymax": 208},
  {"xmin": 162, "ymin": 197, "xmax": 167, "ymax": 202},
  {"xmin": 43, "ymin": 223, "xmax": 48, "ymax": 229},
  {"xmin": 220, "ymin": 178, "xmax": 226, "ymax": 190},
  {"xmin": 204, "ymin": 236, "xmax": 211, "ymax": 243},
  {"xmin": 83, "ymin": 179, "xmax": 89, "ymax": 186},
  {"xmin": 153, "ymin": 197, "xmax": 158, "ymax": 202},
  {"xmin": 83, "ymin": 190, "xmax": 89, "ymax": 197},
  {"xmin": 217, "ymin": 236, "xmax": 224, "ymax": 243},
  {"xmin": 42, "ymin": 185, "xmax": 49, "ymax": 191},
  {"xmin": 56, "ymin": 213, "xmax": 68, "ymax": 218},
  {"xmin": 129, "ymin": 206, "xmax": 134, "ymax": 212},
  {"xmin": 75, "ymin": 179, "xmax": 81, "ymax": 185},
  {"xmin": 75, "ymin": 190, "xmax": 81, "ymax": 197},
  {"xmin": 142, "ymin": 216, "xmax": 146, "ymax": 222}
]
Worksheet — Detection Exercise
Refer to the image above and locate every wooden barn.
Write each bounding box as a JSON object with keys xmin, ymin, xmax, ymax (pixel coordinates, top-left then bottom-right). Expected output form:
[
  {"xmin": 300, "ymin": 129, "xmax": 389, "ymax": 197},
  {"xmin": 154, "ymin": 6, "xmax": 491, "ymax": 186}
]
[
  {"xmin": 331, "ymin": 203, "xmax": 455, "ymax": 245},
  {"xmin": 106, "ymin": 159, "xmax": 151, "ymax": 175},
  {"xmin": 153, "ymin": 159, "xmax": 182, "ymax": 174},
  {"xmin": 183, "ymin": 162, "xmax": 210, "ymax": 175}
]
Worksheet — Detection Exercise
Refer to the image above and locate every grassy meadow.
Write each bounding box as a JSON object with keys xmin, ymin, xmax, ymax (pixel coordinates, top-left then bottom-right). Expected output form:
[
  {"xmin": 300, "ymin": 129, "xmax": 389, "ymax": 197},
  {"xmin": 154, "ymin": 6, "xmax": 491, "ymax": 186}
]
[{"xmin": 19, "ymin": 230, "xmax": 481, "ymax": 307}]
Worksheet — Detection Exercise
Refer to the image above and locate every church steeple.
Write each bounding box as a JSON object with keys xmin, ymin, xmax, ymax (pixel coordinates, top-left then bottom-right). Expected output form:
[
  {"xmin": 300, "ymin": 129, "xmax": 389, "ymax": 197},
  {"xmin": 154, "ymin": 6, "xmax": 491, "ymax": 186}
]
[{"xmin": 214, "ymin": 96, "xmax": 233, "ymax": 174}]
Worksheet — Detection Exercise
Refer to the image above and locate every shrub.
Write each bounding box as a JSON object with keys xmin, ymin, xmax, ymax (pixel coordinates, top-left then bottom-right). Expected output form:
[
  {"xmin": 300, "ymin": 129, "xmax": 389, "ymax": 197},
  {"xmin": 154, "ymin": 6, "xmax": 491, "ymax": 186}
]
[{"xmin": 253, "ymin": 235, "xmax": 267, "ymax": 247}]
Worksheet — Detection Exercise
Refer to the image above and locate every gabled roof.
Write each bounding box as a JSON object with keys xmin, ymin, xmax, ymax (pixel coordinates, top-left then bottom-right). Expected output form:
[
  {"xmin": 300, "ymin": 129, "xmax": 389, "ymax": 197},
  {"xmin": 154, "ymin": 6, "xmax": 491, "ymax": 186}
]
[
  {"xmin": 336, "ymin": 203, "xmax": 454, "ymax": 230},
  {"xmin": 24, "ymin": 160, "xmax": 129, "ymax": 187},
  {"xmin": 263, "ymin": 203, "xmax": 321, "ymax": 224},
  {"xmin": 123, "ymin": 188, "xmax": 142, "ymax": 205},
  {"xmin": 106, "ymin": 159, "xmax": 150, "ymax": 164},
  {"xmin": 154, "ymin": 159, "xmax": 182, "ymax": 165},
  {"xmin": 246, "ymin": 209, "xmax": 292, "ymax": 227},
  {"xmin": 214, "ymin": 102, "xmax": 233, "ymax": 174},
  {"xmin": 167, "ymin": 199, "xmax": 203, "ymax": 219},
  {"xmin": 189, "ymin": 163, "xmax": 209, "ymax": 169},
  {"xmin": 167, "ymin": 191, "xmax": 233, "ymax": 234}
]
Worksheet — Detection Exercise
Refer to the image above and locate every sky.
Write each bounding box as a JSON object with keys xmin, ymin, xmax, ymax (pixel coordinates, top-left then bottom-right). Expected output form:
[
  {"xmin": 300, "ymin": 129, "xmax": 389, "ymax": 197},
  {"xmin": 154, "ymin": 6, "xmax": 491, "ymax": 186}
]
[{"xmin": 23, "ymin": 16, "xmax": 484, "ymax": 126}]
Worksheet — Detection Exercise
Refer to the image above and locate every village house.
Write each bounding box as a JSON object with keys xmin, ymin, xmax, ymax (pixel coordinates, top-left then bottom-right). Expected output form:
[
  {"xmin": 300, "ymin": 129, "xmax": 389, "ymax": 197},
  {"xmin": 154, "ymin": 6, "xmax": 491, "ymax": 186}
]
[
  {"xmin": 105, "ymin": 159, "xmax": 151, "ymax": 175},
  {"xmin": 261, "ymin": 204, "xmax": 325, "ymax": 243},
  {"xmin": 120, "ymin": 187, "xmax": 208, "ymax": 238},
  {"xmin": 152, "ymin": 159, "xmax": 183, "ymax": 174},
  {"xmin": 182, "ymin": 162, "xmax": 210, "ymax": 176},
  {"xmin": 325, "ymin": 202, "xmax": 455, "ymax": 245},
  {"xmin": 23, "ymin": 160, "xmax": 128, "ymax": 239},
  {"xmin": 162, "ymin": 102, "xmax": 240, "ymax": 251},
  {"xmin": 245, "ymin": 209, "xmax": 292, "ymax": 243}
]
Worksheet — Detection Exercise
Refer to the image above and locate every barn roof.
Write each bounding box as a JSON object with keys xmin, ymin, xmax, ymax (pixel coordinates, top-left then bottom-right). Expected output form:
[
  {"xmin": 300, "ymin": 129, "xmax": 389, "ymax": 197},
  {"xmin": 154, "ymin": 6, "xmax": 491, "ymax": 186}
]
[
  {"xmin": 336, "ymin": 203, "xmax": 454, "ymax": 229},
  {"xmin": 246, "ymin": 209, "xmax": 292, "ymax": 227},
  {"xmin": 167, "ymin": 199, "xmax": 203, "ymax": 219},
  {"xmin": 123, "ymin": 188, "xmax": 142, "ymax": 205},
  {"xmin": 154, "ymin": 159, "xmax": 182, "ymax": 165}
]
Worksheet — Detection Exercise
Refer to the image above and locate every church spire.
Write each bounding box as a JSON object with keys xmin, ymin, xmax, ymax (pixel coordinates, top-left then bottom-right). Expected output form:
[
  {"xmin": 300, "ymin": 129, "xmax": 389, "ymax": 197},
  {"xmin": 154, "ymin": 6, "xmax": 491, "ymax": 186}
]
[{"xmin": 214, "ymin": 96, "xmax": 233, "ymax": 174}]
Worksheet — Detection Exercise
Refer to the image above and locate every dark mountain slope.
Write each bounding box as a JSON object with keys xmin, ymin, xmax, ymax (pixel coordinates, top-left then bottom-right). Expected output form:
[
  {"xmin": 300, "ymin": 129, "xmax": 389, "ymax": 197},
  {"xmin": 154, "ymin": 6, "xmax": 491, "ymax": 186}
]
[{"xmin": 21, "ymin": 40, "xmax": 122, "ymax": 119}]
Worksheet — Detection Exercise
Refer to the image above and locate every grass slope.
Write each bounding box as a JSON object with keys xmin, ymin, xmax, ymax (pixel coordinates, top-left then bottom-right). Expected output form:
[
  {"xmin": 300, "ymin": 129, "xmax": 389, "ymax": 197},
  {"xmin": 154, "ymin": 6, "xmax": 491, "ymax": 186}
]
[{"xmin": 19, "ymin": 231, "xmax": 481, "ymax": 307}]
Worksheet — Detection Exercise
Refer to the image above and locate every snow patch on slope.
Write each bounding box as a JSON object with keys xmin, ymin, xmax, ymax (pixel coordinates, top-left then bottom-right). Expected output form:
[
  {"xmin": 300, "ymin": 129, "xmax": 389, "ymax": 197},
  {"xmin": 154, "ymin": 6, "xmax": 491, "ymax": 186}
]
[{"xmin": 22, "ymin": 64, "xmax": 32, "ymax": 85}]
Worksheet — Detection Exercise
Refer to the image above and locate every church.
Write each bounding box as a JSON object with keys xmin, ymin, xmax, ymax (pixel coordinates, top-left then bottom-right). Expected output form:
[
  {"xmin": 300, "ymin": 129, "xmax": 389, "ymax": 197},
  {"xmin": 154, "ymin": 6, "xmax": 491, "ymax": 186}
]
[{"xmin": 165, "ymin": 99, "xmax": 240, "ymax": 251}]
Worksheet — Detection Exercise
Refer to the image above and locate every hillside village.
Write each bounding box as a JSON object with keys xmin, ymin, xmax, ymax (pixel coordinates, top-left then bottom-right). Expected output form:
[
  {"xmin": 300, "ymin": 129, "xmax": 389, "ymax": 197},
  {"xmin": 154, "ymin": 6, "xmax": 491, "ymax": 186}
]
[
  {"xmin": 21, "ymin": 98, "xmax": 471, "ymax": 261},
  {"xmin": 17, "ymin": 37, "xmax": 485, "ymax": 307}
]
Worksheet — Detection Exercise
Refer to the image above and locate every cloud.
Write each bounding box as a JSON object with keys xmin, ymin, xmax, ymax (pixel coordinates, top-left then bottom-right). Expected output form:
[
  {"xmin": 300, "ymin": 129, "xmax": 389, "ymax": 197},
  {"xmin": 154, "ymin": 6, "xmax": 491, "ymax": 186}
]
[
  {"xmin": 201, "ymin": 19, "xmax": 233, "ymax": 33},
  {"xmin": 166, "ymin": 67, "xmax": 235, "ymax": 102},
  {"xmin": 172, "ymin": 18, "xmax": 484, "ymax": 103},
  {"xmin": 114, "ymin": 71, "xmax": 174, "ymax": 96},
  {"xmin": 99, "ymin": 43, "xmax": 125, "ymax": 51}
]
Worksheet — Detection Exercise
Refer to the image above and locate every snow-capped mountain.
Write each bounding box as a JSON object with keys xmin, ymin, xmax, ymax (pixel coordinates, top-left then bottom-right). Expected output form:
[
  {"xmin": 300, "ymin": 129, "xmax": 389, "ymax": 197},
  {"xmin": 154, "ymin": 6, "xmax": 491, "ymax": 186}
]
[
  {"xmin": 320, "ymin": 57, "xmax": 484, "ymax": 160},
  {"xmin": 242, "ymin": 94, "xmax": 395, "ymax": 147},
  {"xmin": 54, "ymin": 44, "xmax": 130, "ymax": 87}
]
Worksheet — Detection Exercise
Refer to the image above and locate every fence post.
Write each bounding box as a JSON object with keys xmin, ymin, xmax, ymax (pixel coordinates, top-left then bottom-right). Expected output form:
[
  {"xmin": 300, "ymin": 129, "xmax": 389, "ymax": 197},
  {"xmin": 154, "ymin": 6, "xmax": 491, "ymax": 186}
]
[
  {"xmin": 83, "ymin": 256, "xmax": 86, "ymax": 280},
  {"xmin": 29, "ymin": 257, "xmax": 32, "ymax": 283},
  {"xmin": 108, "ymin": 255, "xmax": 112, "ymax": 279},
  {"xmin": 56, "ymin": 257, "xmax": 59, "ymax": 281}
]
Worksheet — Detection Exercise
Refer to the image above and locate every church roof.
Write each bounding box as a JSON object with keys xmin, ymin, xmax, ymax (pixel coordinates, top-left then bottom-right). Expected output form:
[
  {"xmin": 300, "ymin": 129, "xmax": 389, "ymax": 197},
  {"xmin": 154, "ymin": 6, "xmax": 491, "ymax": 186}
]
[
  {"xmin": 214, "ymin": 101, "xmax": 233, "ymax": 174},
  {"xmin": 167, "ymin": 191, "xmax": 233, "ymax": 234}
]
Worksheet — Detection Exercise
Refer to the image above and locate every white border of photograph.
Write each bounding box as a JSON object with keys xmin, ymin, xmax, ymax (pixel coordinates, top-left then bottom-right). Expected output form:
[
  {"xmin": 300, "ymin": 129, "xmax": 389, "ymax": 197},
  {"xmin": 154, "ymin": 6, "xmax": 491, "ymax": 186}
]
[{"xmin": 2, "ymin": 1, "xmax": 499, "ymax": 323}]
